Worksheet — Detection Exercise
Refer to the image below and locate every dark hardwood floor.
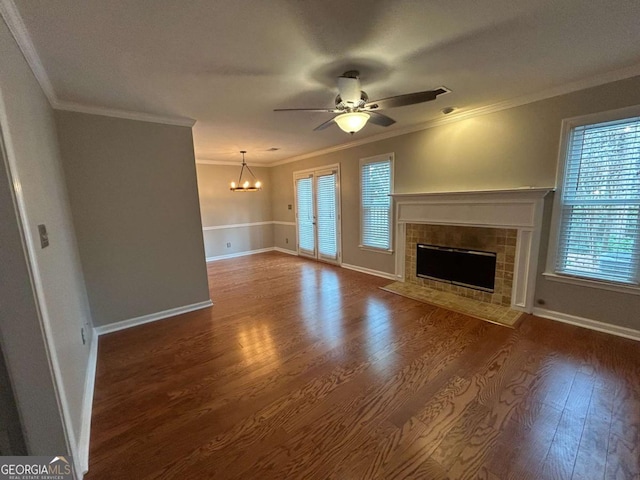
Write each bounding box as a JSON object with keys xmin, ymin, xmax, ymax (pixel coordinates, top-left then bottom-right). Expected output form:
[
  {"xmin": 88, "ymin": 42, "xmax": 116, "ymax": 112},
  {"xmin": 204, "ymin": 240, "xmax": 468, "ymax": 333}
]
[{"xmin": 86, "ymin": 252, "xmax": 640, "ymax": 479}]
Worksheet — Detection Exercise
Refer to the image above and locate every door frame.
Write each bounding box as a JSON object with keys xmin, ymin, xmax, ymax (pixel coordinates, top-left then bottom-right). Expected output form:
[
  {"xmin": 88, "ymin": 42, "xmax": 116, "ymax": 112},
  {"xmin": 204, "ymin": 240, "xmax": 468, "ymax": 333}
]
[{"xmin": 293, "ymin": 163, "xmax": 342, "ymax": 265}]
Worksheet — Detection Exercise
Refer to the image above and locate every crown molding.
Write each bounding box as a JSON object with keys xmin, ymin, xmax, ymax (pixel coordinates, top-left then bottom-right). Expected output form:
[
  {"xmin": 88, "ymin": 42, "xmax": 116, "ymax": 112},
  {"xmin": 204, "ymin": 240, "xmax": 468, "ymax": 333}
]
[
  {"xmin": 4, "ymin": 0, "xmax": 639, "ymax": 159},
  {"xmin": 267, "ymin": 63, "xmax": 640, "ymax": 167},
  {"xmin": 0, "ymin": 0, "xmax": 57, "ymax": 104},
  {"xmin": 53, "ymin": 100, "xmax": 196, "ymax": 127},
  {"xmin": 195, "ymin": 159, "xmax": 242, "ymax": 166},
  {"xmin": 1, "ymin": 0, "xmax": 196, "ymax": 128}
]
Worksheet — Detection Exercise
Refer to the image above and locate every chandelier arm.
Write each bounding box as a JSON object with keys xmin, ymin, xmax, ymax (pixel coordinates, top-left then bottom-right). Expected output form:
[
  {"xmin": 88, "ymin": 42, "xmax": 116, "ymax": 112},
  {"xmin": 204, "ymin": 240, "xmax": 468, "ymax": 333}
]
[
  {"xmin": 237, "ymin": 163, "xmax": 246, "ymax": 185},
  {"xmin": 244, "ymin": 164, "xmax": 258, "ymax": 180}
]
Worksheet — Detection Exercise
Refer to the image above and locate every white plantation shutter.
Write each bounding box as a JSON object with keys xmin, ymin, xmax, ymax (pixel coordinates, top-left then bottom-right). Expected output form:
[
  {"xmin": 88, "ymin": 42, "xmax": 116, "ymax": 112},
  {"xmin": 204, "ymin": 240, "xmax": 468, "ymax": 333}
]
[
  {"xmin": 556, "ymin": 116, "xmax": 640, "ymax": 285},
  {"xmin": 361, "ymin": 156, "xmax": 393, "ymax": 250},
  {"xmin": 317, "ymin": 172, "xmax": 338, "ymax": 259},
  {"xmin": 296, "ymin": 176, "xmax": 315, "ymax": 254}
]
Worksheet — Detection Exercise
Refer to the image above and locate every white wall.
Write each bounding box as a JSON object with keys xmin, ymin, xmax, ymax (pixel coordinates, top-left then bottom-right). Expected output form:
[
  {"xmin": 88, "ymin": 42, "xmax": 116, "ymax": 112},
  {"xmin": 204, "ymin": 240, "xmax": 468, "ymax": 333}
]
[{"xmin": 0, "ymin": 13, "xmax": 93, "ymax": 469}]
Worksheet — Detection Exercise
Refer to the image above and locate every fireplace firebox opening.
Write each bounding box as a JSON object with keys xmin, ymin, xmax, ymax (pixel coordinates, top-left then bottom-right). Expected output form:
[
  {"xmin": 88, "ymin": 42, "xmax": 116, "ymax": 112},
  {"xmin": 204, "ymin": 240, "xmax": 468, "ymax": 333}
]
[{"xmin": 416, "ymin": 243, "xmax": 497, "ymax": 293}]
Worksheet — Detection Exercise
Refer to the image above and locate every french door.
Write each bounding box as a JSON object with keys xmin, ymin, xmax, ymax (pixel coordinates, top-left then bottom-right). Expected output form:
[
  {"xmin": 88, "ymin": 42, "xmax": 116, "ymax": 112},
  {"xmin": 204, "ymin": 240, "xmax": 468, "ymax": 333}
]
[{"xmin": 294, "ymin": 166, "xmax": 341, "ymax": 264}]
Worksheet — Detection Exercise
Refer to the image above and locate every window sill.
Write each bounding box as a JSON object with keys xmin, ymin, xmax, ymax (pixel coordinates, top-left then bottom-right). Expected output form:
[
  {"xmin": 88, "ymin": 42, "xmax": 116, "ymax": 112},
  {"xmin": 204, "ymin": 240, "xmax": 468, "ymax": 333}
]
[
  {"xmin": 542, "ymin": 272, "xmax": 640, "ymax": 296},
  {"xmin": 359, "ymin": 245, "xmax": 394, "ymax": 255}
]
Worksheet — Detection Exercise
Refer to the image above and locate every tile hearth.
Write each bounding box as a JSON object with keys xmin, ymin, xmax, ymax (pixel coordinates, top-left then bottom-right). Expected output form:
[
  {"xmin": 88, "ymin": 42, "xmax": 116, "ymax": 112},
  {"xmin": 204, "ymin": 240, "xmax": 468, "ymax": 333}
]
[{"xmin": 381, "ymin": 281, "xmax": 523, "ymax": 327}]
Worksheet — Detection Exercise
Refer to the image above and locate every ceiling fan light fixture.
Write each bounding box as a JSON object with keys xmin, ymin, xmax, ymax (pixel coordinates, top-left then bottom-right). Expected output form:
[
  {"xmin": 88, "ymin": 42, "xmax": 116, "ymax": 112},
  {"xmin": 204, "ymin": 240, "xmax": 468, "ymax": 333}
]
[{"xmin": 335, "ymin": 112, "xmax": 370, "ymax": 134}]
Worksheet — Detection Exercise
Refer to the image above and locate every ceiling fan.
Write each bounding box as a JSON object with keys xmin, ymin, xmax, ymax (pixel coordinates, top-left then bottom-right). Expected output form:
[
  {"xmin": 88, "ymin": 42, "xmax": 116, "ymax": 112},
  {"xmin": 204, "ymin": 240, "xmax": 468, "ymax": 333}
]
[{"xmin": 274, "ymin": 70, "xmax": 450, "ymax": 134}]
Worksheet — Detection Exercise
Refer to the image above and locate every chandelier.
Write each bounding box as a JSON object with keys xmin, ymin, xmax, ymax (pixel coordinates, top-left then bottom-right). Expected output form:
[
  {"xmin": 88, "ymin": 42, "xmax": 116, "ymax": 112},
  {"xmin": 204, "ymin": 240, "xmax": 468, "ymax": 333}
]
[{"xmin": 230, "ymin": 151, "xmax": 262, "ymax": 192}]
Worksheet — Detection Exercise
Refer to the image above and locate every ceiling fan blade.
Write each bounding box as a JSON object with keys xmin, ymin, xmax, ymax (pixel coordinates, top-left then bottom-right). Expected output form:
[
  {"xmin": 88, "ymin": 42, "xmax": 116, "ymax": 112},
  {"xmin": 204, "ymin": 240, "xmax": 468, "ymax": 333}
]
[
  {"xmin": 274, "ymin": 107, "xmax": 339, "ymax": 112},
  {"xmin": 365, "ymin": 87, "xmax": 449, "ymax": 110},
  {"xmin": 368, "ymin": 111, "xmax": 396, "ymax": 127},
  {"xmin": 313, "ymin": 117, "xmax": 337, "ymax": 131}
]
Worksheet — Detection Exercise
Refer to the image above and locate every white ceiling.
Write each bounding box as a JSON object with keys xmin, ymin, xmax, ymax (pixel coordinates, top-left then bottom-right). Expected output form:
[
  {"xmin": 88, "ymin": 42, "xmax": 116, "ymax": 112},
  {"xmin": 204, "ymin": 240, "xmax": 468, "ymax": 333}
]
[{"xmin": 9, "ymin": 0, "xmax": 640, "ymax": 165}]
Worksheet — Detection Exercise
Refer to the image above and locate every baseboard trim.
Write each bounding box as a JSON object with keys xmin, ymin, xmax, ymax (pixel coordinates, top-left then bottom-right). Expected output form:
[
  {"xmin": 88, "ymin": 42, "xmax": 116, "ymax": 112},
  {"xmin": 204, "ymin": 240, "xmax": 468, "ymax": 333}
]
[
  {"xmin": 206, "ymin": 247, "xmax": 275, "ymax": 262},
  {"xmin": 206, "ymin": 246, "xmax": 299, "ymax": 262},
  {"xmin": 273, "ymin": 247, "xmax": 298, "ymax": 256},
  {"xmin": 77, "ymin": 334, "xmax": 98, "ymax": 476},
  {"xmin": 532, "ymin": 307, "xmax": 640, "ymax": 342},
  {"xmin": 341, "ymin": 263, "xmax": 397, "ymax": 281},
  {"xmin": 94, "ymin": 300, "xmax": 213, "ymax": 336}
]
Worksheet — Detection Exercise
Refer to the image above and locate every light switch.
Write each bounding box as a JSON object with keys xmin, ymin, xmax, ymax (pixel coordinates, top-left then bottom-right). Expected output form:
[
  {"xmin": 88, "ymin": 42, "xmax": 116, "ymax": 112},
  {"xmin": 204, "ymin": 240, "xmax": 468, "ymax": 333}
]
[{"xmin": 38, "ymin": 224, "xmax": 49, "ymax": 248}]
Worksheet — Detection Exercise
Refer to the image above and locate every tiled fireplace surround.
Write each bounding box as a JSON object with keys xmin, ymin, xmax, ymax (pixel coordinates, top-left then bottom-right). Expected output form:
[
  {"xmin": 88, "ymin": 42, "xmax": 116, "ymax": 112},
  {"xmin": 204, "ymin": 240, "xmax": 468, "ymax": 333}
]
[
  {"xmin": 405, "ymin": 224, "xmax": 517, "ymax": 307},
  {"xmin": 392, "ymin": 189, "xmax": 551, "ymax": 313}
]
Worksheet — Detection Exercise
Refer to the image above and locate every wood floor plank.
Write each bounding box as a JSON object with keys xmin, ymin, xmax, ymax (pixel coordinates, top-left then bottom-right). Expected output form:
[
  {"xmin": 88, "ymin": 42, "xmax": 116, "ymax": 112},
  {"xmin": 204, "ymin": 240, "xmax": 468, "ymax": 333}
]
[
  {"xmin": 84, "ymin": 253, "xmax": 640, "ymax": 480},
  {"xmin": 493, "ymin": 401, "xmax": 563, "ymax": 480},
  {"xmin": 541, "ymin": 407, "xmax": 588, "ymax": 480}
]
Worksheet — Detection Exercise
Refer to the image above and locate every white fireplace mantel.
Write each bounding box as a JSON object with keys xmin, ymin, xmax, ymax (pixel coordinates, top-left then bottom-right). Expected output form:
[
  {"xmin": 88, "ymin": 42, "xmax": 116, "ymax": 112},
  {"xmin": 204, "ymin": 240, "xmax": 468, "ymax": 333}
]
[{"xmin": 392, "ymin": 187, "xmax": 553, "ymax": 312}]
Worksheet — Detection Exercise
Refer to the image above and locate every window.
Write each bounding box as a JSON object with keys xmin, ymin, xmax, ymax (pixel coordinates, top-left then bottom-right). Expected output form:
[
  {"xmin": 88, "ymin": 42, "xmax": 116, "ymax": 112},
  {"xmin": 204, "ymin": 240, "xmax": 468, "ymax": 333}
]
[
  {"xmin": 360, "ymin": 153, "xmax": 393, "ymax": 251},
  {"xmin": 549, "ymin": 109, "xmax": 640, "ymax": 288}
]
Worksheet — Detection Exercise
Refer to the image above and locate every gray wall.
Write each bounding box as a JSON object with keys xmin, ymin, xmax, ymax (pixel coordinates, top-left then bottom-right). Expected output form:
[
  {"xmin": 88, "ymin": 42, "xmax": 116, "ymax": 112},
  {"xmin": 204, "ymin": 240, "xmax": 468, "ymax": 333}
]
[
  {"xmin": 196, "ymin": 163, "xmax": 274, "ymax": 258},
  {"xmin": 0, "ymin": 15, "xmax": 93, "ymax": 458},
  {"xmin": 273, "ymin": 223, "xmax": 296, "ymax": 253},
  {"xmin": 0, "ymin": 343, "xmax": 26, "ymax": 455},
  {"xmin": 271, "ymin": 75, "xmax": 640, "ymax": 330},
  {"xmin": 55, "ymin": 111, "xmax": 210, "ymax": 327}
]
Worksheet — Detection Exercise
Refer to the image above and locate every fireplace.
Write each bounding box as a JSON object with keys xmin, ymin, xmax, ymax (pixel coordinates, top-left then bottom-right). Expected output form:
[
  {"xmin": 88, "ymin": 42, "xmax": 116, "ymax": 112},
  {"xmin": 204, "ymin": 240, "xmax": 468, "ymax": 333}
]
[
  {"xmin": 391, "ymin": 188, "xmax": 552, "ymax": 312},
  {"xmin": 417, "ymin": 244, "xmax": 497, "ymax": 292},
  {"xmin": 406, "ymin": 224, "xmax": 515, "ymax": 306}
]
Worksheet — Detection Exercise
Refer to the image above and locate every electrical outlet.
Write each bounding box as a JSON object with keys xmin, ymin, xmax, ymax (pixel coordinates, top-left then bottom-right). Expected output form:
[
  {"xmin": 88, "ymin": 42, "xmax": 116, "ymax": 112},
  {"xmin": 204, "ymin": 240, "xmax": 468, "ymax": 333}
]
[
  {"xmin": 226, "ymin": 242, "xmax": 231, "ymax": 248},
  {"xmin": 288, "ymin": 204, "xmax": 292, "ymax": 210},
  {"xmin": 81, "ymin": 328, "xmax": 86, "ymax": 345},
  {"xmin": 285, "ymin": 238, "xmax": 288, "ymax": 244}
]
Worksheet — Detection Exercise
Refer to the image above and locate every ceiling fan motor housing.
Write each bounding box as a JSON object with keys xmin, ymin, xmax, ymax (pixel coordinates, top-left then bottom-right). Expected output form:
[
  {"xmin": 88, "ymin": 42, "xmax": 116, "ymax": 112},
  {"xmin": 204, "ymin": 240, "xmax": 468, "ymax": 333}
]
[
  {"xmin": 337, "ymin": 71, "xmax": 363, "ymax": 105},
  {"xmin": 335, "ymin": 91, "xmax": 368, "ymax": 111}
]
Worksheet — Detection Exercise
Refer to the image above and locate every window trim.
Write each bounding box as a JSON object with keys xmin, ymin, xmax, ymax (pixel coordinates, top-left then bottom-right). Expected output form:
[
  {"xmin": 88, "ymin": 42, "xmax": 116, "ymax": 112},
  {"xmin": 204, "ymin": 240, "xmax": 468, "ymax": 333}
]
[
  {"xmin": 359, "ymin": 153, "xmax": 394, "ymax": 253},
  {"xmin": 545, "ymin": 104, "xmax": 640, "ymax": 293}
]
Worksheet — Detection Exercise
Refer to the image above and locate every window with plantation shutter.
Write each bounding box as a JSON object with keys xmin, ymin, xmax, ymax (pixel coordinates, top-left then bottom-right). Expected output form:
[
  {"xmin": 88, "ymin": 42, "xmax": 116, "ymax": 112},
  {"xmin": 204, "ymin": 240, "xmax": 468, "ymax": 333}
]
[
  {"xmin": 553, "ymin": 113, "xmax": 640, "ymax": 286},
  {"xmin": 360, "ymin": 154, "xmax": 393, "ymax": 251}
]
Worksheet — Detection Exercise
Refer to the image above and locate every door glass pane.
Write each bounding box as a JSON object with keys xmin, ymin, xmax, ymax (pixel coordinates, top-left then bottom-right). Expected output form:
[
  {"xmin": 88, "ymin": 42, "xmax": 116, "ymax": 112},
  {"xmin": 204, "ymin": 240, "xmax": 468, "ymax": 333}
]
[
  {"xmin": 296, "ymin": 177, "xmax": 315, "ymax": 254},
  {"xmin": 317, "ymin": 173, "xmax": 337, "ymax": 259}
]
